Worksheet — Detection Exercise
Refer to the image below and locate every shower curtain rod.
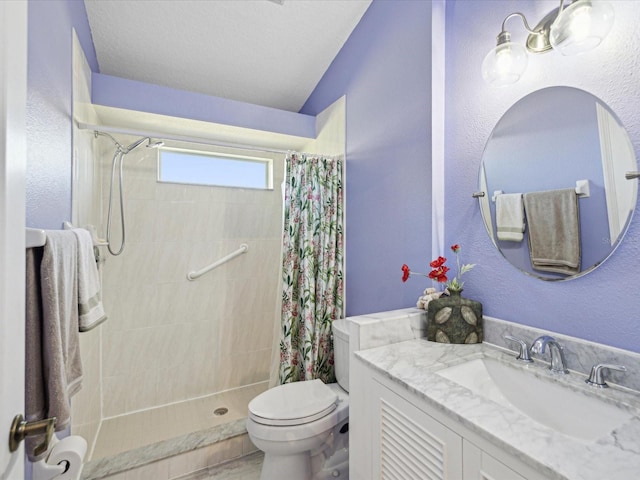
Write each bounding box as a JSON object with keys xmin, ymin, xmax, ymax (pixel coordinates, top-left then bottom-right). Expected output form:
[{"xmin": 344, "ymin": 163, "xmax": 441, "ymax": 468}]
[{"xmin": 76, "ymin": 121, "xmax": 295, "ymax": 155}]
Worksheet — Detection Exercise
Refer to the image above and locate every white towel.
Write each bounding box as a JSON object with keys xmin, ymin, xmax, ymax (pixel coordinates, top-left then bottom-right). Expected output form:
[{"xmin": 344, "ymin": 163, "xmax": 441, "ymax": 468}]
[
  {"xmin": 72, "ymin": 228, "xmax": 107, "ymax": 332},
  {"xmin": 496, "ymin": 193, "xmax": 525, "ymax": 241}
]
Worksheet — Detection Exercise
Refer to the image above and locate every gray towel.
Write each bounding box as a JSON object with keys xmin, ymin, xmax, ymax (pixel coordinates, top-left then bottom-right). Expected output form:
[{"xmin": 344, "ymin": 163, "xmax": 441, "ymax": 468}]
[
  {"xmin": 523, "ymin": 188, "xmax": 581, "ymax": 275},
  {"xmin": 25, "ymin": 231, "xmax": 83, "ymax": 460},
  {"xmin": 73, "ymin": 228, "xmax": 107, "ymax": 332},
  {"xmin": 25, "ymin": 247, "xmax": 46, "ymax": 460}
]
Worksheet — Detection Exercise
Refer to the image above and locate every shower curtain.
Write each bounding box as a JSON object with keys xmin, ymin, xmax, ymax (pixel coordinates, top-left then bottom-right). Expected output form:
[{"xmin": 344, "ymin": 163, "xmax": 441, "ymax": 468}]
[{"xmin": 278, "ymin": 152, "xmax": 344, "ymax": 384}]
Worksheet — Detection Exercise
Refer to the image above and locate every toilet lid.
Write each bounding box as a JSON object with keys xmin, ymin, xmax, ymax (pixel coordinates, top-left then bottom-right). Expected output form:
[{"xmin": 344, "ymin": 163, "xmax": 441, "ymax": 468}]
[{"xmin": 248, "ymin": 379, "xmax": 338, "ymax": 426}]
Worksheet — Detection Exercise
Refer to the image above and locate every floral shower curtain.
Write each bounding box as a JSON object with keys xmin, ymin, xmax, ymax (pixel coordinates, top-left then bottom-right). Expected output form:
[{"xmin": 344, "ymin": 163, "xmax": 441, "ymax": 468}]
[{"xmin": 278, "ymin": 152, "xmax": 344, "ymax": 384}]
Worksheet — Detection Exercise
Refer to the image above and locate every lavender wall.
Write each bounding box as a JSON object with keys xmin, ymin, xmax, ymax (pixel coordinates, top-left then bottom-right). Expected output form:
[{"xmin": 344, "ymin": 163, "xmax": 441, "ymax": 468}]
[
  {"xmin": 92, "ymin": 73, "xmax": 316, "ymax": 139},
  {"xmin": 26, "ymin": 0, "xmax": 97, "ymax": 228},
  {"xmin": 301, "ymin": 0, "xmax": 433, "ymax": 316},
  {"xmin": 445, "ymin": 0, "xmax": 640, "ymax": 352}
]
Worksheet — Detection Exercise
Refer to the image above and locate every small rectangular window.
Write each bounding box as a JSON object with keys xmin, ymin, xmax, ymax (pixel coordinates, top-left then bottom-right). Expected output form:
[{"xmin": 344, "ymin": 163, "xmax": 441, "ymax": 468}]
[{"xmin": 158, "ymin": 147, "xmax": 273, "ymax": 189}]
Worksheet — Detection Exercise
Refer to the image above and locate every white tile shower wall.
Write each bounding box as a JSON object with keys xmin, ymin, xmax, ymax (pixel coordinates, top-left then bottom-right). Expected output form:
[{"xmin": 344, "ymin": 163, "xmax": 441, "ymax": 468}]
[
  {"xmin": 70, "ymin": 30, "xmax": 102, "ymax": 448},
  {"xmin": 97, "ymin": 136, "xmax": 283, "ymax": 417}
]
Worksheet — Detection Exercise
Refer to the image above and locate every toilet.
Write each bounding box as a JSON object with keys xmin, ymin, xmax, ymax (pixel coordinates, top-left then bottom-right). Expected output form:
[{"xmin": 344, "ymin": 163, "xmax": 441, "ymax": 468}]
[{"xmin": 247, "ymin": 319, "xmax": 350, "ymax": 480}]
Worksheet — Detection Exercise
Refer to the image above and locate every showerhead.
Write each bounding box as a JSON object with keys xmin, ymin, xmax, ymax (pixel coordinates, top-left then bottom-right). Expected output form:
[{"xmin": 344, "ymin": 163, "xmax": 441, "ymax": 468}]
[
  {"xmin": 122, "ymin": 137, "xmax": 149, "ymax": 153},
  {"xmin": 94, "ymin": 132, "xmax": 164, "ymax": 153},
  {"xmin": 122, "ymin": 137, "xmax": 164, "ymax": 153}
]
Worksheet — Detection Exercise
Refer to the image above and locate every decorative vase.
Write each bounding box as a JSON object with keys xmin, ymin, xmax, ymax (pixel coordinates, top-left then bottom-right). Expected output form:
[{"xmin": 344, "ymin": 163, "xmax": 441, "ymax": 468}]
[{"xmin": 427, "ymin": 288, "xmax": 483, "ymax": 344}]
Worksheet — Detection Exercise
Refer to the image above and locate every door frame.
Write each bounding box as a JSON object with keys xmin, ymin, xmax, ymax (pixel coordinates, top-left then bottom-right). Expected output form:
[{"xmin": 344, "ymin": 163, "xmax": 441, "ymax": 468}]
[{"xmin": 0, "ymin": 1, "xmax": 28, "ymax": 478}]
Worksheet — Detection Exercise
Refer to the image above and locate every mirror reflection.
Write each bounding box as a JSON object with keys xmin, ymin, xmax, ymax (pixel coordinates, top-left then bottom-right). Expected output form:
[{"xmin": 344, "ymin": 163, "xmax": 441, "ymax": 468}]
[{"xmin": 479, "ymin": 86, "xmax": 637, "ymax": 281}]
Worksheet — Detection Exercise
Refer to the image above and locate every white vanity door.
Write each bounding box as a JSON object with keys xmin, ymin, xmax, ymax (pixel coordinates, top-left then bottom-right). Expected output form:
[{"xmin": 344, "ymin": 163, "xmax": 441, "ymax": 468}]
[
  {"xmin": 463, "ymin": 439, "xmax": 527, "ymax": 480},
  {"xmin": 372, "ymin": 380, "xmax": 463, "ymax": 479}
]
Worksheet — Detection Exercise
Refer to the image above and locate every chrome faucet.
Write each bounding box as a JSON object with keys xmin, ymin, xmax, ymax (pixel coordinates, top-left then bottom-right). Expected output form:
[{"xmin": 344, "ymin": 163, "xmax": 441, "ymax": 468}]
[
  {"xmin": 585, "ymin": 363, "xmax": 627, "ymax": 388},
  {"xmin": 504, "ymin": 335, "xmax": 533, "ymax": 363},
  {"xmin": 530, "ymin": 335, "xmax": 569, "ymax": 374}
]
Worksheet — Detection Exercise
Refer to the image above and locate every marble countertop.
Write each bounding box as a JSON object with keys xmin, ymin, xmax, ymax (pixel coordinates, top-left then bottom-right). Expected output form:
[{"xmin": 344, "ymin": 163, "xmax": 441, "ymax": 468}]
[{"xmin": 355, "ymin": 339, "xmax": 640, "ymax": 480}]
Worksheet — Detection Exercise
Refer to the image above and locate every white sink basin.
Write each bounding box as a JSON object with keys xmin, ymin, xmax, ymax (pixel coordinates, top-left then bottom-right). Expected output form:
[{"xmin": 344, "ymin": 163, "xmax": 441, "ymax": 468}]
[{"xmin": 437, "ymin": 357, "xmax": 632, "ymax": 442}]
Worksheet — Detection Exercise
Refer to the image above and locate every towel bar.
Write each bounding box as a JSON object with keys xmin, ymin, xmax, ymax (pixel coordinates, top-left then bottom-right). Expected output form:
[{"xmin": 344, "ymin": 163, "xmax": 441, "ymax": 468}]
[
  {"xmin": 29, "ymin": 223, "xmax": 109, "ymax": 250},
  {"xmin": 489, "ymin": 180, "xmax": 590, "ymax": 203},
  {"xmin": 574, "ymin": 179, "xmax": 590, "ymax": 198},
  {"xmin": 26, "ymin": 228, "xmax": 46, "ymax": 248}
]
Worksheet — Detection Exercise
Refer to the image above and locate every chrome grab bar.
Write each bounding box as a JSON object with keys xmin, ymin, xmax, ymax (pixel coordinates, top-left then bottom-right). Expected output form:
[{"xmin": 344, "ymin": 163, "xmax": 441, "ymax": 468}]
[{"xmin": 187, "ymin": 244, "xmax": 249, "ymax": 281}]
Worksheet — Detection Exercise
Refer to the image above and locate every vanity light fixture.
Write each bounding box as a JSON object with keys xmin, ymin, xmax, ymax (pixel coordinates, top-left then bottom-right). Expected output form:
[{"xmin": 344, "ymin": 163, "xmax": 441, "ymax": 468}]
[{"xmin": 482, "ymin": 0, "xmax": 614, "ymax": 86}]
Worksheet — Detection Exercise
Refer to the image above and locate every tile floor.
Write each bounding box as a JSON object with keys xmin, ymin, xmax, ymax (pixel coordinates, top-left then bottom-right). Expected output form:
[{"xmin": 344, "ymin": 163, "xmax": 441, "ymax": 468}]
[{"xmin": 178, "ymin": 452, "xmax": 263, "ymax": 480}]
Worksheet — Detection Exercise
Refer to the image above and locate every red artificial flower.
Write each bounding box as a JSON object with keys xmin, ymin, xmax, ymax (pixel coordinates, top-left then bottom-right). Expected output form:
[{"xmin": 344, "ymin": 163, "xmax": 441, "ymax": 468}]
[
  {"xmin": 430, "ymin": 256, "xmax": 447, "ymax": 268},
  {"xmin": 401, "ymin": 243, "xmax": 474, "ymax": 290},
  {"xmin": 401, "ymin": 264, "xmax": 410, "ymax": 282},
  {"xmin": 428, "ymin": 265, "xmax": 449, "ymax": 283}
]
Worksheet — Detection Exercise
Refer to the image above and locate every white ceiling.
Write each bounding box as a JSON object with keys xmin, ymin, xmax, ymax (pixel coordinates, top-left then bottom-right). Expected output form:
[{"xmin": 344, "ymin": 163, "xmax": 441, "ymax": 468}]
[{"xmin": 84, "ymin": 0, "xmax": 371, "ymax": 113}]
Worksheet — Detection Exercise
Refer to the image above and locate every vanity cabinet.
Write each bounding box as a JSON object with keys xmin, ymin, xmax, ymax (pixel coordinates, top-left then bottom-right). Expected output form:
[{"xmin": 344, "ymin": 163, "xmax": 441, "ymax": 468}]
[
  {"xmin": 351, "ymin": 357, "xmax": 544, "ymax": 480},
  {"xmin": 370, "ymin": 377, "xmax": 463, "ymax": 479},
  {"xmin": 463, "ymin": 440, "xmax": 526, "ymax": 480}
]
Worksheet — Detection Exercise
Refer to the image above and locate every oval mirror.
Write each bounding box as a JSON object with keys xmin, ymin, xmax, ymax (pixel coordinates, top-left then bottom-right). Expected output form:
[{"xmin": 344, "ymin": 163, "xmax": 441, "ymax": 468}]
[{"xmin": 479, "ymin": 86, "xmax": 637, "ymax": 281}]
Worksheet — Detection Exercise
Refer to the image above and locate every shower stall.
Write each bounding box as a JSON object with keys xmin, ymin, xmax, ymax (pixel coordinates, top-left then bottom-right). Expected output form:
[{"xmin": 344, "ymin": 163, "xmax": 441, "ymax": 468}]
[
  {"xmin": 66, "ymin": 32, "xmax": 346, "ymax": 476},
  {"xmin": 71, "ymin": 130, "xmax": 284, "ymax": 478}
]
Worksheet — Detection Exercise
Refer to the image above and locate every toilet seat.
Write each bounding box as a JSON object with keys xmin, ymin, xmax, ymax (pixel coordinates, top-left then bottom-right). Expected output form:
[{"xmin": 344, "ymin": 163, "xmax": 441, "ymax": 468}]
[{"xmin": 248, "ymin": 379, "xmax": 338, "ymax": 426}]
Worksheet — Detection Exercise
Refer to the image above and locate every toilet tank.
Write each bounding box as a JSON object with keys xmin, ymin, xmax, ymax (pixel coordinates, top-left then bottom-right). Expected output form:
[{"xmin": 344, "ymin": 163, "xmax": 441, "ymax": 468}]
[{"xmin": 332, "ymin": 319, "xmax": 350, "ymax": 392}]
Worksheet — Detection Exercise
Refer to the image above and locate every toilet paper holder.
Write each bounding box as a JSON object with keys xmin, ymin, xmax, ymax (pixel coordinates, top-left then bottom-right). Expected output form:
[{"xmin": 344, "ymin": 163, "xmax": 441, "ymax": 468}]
[
  {"xmin": 33, "ymin": 434, "xmax": 88, "ymax": 480},
  {"xmin": 9, "ymin": 414, "xmax": 56, "ymax": 457}
]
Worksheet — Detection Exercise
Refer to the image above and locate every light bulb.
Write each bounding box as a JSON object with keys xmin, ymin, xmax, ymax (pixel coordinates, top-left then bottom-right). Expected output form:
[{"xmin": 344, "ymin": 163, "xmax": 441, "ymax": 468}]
[
  {"xmin": 482, "ymin": 42, "xmax": 528, "ymax": 86},
  {"xmin": 569, "ymin": 7, "xmax": 593, "ymax": 40},
  {"xmin": 550, "ymin": 0, "xmax": 614, "ymax": 55}
]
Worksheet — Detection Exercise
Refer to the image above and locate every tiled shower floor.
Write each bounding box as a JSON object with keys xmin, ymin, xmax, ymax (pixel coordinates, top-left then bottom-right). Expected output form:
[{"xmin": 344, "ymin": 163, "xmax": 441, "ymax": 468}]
[{"xmin": 83, "ymin": 382, "xmax": 267, "ymax": 479}]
